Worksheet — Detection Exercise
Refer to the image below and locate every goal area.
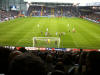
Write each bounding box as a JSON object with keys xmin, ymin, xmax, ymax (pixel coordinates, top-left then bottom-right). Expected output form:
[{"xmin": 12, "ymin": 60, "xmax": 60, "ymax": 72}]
[{"xmin": 33, "ymin": 37, "xmax": 60, "ymax": 48}]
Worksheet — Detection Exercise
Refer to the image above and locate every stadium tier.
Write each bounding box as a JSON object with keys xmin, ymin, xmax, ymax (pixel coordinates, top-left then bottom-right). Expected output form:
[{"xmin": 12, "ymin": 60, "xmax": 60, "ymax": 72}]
[{"xmin": 27, "ymin": 3, "xmax": 79, "ymax": 17}]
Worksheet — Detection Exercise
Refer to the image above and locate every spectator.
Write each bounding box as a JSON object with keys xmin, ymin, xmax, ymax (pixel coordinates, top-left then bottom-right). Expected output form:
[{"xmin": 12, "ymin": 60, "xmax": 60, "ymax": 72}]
[
  {"xmin": 0, "ymin": 47, "xmax": 11, "ymax": 74},
  {"xmin": 86, "ymin": 51, "xmax": 100, "ymax": 75},
  {"xmin": 45, "ymin": 54, "xmax": 54, "ymax": 72},
  {"xmin": 8, "ymin": 53, "xmax": 47, "ymax": 75},
  {"xmin": 54, "ymin": 61, "xmax": 65, "ymax": 72},
  {"xmin": 8, "ymin": 50, "xmax": 23, "ymax": 63}
]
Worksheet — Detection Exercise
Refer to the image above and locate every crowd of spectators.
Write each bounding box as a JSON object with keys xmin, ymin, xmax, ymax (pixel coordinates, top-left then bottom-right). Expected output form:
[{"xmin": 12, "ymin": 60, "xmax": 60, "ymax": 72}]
[
  {"xmin": 81, "ymin": 14, "xmax": 100, "ymax": 23},
  {"xmin": 28, "ymin": 6, "xmax": 78, "ymax": 17},
  {"xmin": 0, "ymin": 10, "xmax": 18, "ymax": 22},
  {"xmin": 0, "ymin": 46, "xmax": 100, "ymax": 75},
  {"xmin": 86, "ymin": 14, "xmax": 100, "ymax": 21}
]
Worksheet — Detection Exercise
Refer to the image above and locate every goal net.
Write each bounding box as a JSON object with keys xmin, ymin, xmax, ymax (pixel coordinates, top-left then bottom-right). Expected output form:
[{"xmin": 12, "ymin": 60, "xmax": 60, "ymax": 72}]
[{"xmin": 33, "ymin": 37, "xmax": 60, "ymax": 48}]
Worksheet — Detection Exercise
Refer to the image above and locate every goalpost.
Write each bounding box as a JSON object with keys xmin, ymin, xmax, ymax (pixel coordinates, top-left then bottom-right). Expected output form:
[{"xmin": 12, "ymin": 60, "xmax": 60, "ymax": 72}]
[{"xmin": 33, "ymin": 37, "xmax": 60, "ymax": 48}]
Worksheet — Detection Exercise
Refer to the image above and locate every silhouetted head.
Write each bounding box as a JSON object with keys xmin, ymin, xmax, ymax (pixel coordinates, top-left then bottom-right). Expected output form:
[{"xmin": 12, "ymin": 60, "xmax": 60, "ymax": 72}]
[
  {"xmin": 9, "ymin": 50, "xmax": 23, "ymax": 62},
  {"xmin": 8, "ymin": 53, "xmax": 47, "ymax": 75},
  {"xmin": 55, "ymin": 61, "xmax": 65, "ymax": 72}
]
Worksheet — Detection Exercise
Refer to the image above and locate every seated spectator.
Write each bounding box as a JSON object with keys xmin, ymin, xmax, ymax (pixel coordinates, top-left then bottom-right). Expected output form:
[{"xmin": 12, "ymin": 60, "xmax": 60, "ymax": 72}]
[
  {"xmin": 8, "ymin": 50, "xmax": 23, "ymax": 63},
  {"xmin": 48, "ymin": 61, "xmax": 66, "ymax": 75},
  {"xmin": 8, "ymin": 53, "xmax": 47, "ymax": 75},
  {"xmin": 45, "ymin": 54, "xmax": 54, "ymax": 72},
  {"xmin": 54, "ymin": 61, "xmax": 65, "ymax": 72},
  {"xmin": 74, "ymin": 51, "xmax": 100, "ymax": 75},
  {"xmin": 85, "ymin": 51, "xmax": 100, "ymax": 75},
  {"xmin": 0, "ymin": 47, "xmax": 11, "ymax": 74}
]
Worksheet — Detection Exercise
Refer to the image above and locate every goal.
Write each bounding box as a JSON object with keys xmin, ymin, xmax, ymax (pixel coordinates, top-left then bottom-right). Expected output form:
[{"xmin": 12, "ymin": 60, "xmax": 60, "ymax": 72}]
[{"xmin": 33, "ymin": 37, "xmax": 60, "ymax": 48}]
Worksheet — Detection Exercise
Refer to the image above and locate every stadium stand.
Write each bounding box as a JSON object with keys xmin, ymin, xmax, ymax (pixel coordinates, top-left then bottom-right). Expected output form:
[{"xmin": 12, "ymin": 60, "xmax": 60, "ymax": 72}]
[
  {"xmin": 0, "ymin": 47, "xmax": 99, "ymax": 75},
  {"xmin": 85, "ymin": 14, "xmax": 100, "ymax": 23},
  {"xmin": 79, "ymin": 6, "xmax": 100, "ymax": 23},
  {"xmin": 27, "ymin": 3, "xmax": 79, "ymax": 17},
  {"xmin": 0, "ymin": 10, "xmax": 19, "ymax": 22}
]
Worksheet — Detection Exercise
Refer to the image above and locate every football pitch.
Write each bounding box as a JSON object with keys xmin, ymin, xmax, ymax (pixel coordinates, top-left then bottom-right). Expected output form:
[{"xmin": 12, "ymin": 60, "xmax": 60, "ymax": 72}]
[{"xmin": 0, "ymin": 17, "xmax": 100, "ymax": 49}]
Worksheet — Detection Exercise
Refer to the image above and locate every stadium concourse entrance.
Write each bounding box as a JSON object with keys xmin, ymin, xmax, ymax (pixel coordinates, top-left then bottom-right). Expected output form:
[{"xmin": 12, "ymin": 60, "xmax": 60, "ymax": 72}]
[
  {"xmin": 33, "ymin": 37, "xmax": 60, "ymax": 48},
  {"xmin": 27, "ymin": 2, "xmax": 79, "ymax": 17}
]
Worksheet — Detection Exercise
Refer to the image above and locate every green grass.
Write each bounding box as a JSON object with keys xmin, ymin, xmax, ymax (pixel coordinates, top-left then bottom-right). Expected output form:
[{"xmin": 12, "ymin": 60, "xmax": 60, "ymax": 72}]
[{"xmin": 0, "ymin": 17, "xmax": 100, "ymax": 49}]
